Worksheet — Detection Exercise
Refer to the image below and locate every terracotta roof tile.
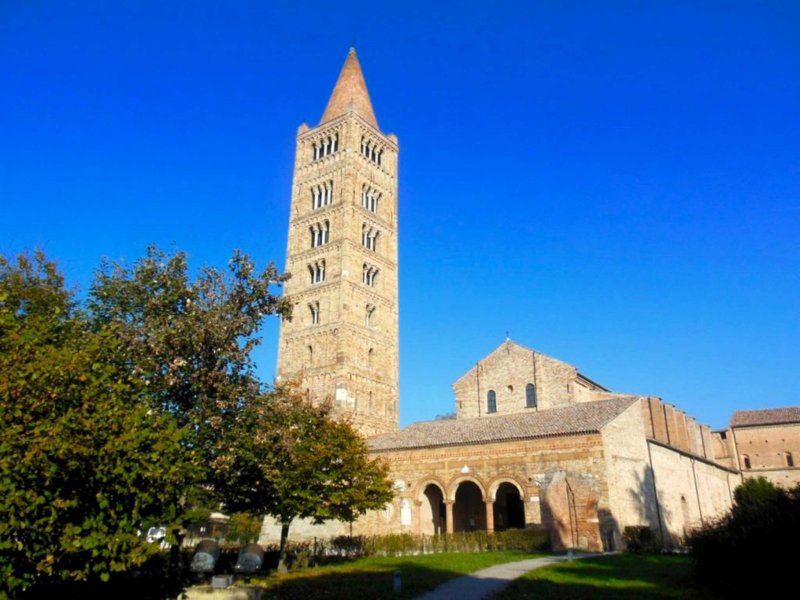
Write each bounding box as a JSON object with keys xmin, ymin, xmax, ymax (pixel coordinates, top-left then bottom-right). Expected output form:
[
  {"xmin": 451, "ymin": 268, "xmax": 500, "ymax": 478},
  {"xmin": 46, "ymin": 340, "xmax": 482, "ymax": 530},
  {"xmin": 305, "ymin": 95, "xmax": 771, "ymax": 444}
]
[
  {"xmin": 730, "ymin": 407, "xmax": 800, "ymax": 428},
  {"xmin": 369, "ymin": 396, "xmax": 639, "ymax": 451},
  {"xmin": 320, "ymin": 48, "xmax": 378, "ymax": 128}
]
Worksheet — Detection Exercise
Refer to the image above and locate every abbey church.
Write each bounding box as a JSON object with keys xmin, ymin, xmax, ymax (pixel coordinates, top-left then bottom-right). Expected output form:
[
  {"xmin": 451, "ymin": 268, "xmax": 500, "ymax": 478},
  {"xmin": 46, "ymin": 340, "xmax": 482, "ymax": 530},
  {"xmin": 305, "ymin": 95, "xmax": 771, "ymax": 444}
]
[{"xmin": 268, "ymin": 49, "xmax": 800, "ymax": 550}]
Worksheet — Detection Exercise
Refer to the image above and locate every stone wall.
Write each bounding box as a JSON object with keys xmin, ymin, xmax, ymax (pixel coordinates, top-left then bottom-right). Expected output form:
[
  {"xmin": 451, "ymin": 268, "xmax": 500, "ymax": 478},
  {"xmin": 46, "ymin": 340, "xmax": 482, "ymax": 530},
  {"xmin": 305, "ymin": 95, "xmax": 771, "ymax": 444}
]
[
  {"xmin": 453, "ymin": 341, "xmax": 619, "ymax": 419},
  {"xmin": 647, "ymin": 442, "xmax": 736, "ymax": 544},
  {"xmin": 602, "ymin": 399, "xmax": 736, "ymax": 547},
  {"xmin": 732, "ymin": 422, "xmax": 800, "ymax": 487},
  {"xmin": 360, "ymin": 432, "xmax": 611, "ymax": 551},
  {"xmin": 276, "ymin": 109, "xmax": 400, "ymax": 437}
]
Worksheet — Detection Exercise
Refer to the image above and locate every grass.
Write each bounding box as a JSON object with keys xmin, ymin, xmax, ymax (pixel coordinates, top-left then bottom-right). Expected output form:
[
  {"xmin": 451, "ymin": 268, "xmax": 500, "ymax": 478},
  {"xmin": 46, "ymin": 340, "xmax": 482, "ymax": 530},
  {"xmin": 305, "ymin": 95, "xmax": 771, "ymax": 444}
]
[
  {"xmin": 245, "ymin": 551, "xmax": 546, "ymax": 599},
  {"xmin": 494, "ymin": 553, "xmax": 729, "ymax": 600}
]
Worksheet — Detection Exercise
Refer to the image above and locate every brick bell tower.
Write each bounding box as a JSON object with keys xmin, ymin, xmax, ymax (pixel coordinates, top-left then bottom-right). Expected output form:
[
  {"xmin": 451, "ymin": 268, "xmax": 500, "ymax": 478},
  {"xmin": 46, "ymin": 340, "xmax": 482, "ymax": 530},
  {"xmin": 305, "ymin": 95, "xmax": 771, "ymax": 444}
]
[{"xmin": 276, "ymin": 48, "xmax": 399, "ymax": 437}]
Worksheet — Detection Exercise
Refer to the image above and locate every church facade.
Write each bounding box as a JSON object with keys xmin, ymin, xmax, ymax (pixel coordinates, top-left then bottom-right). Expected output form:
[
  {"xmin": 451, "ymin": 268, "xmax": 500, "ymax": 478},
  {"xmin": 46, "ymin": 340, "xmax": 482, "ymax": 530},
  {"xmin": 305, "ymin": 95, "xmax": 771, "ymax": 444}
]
[{"xmin": 266, "ymin": 49, "xmax": 793, "ymax": 550}]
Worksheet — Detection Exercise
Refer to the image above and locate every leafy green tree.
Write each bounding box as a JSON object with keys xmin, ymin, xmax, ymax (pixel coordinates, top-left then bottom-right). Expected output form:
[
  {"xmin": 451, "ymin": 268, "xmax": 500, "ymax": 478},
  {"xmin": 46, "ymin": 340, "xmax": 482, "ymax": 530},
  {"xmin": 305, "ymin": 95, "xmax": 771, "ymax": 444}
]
[
  {"xmin": 0, "ymin": 251, "xmax": 196, "ymax": 596},
  {"xmin": 87, "ymin": 246, "xmax": 291, "ymax": 507},
  {"xmin": 215, "ymin": 383, "xmax": 394, "ymax": 571}
]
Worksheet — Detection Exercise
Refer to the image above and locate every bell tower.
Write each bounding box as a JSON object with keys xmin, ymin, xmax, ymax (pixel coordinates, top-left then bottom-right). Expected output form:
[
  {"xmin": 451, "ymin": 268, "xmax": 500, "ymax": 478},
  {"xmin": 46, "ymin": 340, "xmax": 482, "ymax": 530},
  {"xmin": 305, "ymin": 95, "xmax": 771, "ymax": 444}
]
[{"xmin": 276, "ymin": 48, "xmax": 399, "ymax": 437}]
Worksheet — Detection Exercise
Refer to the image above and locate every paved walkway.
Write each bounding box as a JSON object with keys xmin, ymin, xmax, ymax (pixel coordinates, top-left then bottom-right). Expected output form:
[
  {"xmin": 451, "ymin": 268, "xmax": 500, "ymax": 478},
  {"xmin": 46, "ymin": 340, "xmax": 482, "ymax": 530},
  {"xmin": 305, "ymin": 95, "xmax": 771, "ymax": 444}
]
[{"xmin": 413, "ymin": 553, "xmax": 593, "ymax": 600}]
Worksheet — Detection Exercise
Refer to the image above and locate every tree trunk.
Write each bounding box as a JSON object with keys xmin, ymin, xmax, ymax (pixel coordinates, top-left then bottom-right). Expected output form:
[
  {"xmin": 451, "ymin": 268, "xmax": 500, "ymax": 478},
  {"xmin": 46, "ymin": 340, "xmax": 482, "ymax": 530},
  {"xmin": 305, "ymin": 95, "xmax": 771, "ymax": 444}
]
[{"xmin": 277, "ymin": 520, "xmax": 291, "ymax": 573}]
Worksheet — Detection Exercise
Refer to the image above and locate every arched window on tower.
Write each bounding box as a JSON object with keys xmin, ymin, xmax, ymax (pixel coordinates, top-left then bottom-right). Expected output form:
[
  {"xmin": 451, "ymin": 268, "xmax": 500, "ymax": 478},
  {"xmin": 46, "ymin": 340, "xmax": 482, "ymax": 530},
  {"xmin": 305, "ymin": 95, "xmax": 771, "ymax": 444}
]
[
  {"xmin": 487, "ymin": 390, "xmax": 497, "ymax": 414},
  {"xmin": 365, "ymin": 304, "xmax": 375, "ymax": 327},
  {"xmin": 525, "ymin": 383, "xmax": 537, "ymax": 409},
  {"xmin": 309, "ymin": 301, "xmax": 320, "ymax": 325}
]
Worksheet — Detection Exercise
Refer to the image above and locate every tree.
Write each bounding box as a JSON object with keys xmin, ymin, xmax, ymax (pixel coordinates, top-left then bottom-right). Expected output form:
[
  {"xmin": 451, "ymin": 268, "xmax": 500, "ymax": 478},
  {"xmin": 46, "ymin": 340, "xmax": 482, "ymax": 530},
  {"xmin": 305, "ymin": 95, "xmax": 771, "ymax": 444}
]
[
  {"xmin": 0, "ymin": 251, "xmax": 196, "ymax": 596},
  {"xmin": 87, "ymin": 246, "xmax": 291, "ymax": 505},
  {"xmin": 215, "ymin": 383, "xmax": 394, "ymax": 571},
  {"xmin": 688, "ymin": 477, "xmax": 800, "ymax": 596}
]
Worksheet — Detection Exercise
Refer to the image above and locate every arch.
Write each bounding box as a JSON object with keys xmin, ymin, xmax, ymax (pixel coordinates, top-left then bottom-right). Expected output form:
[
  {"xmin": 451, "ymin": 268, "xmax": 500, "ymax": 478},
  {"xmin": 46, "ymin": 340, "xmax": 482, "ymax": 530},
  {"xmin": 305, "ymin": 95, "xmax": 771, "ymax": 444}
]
[
  {"xmin": 446, "ymin": 475, "xmax": 486, "ymax": 503},
  {"xmin": 525, "ymin": 383, "xmax": 537, "ymax": 408},
  {"xmin": 452, "ymin": 480, "xmax": 486, "ymax": 532},
  {"xmin": 487, "ymin": 475, "xmax": 526, "ymax": 502},
  {"xmin": 418, "ymin": 481, "xmax": 446, "ymax": 536},
  {"xmin": 414, "ymin": 478, "xmax": 447, "ymax": 502},
  {"xmin": 493, "ymin": 482, "xmax": 526, "ymax": 530},
  {"xmin": 487, "ymin": 389, "xmax": 497, "ymax": 413}
]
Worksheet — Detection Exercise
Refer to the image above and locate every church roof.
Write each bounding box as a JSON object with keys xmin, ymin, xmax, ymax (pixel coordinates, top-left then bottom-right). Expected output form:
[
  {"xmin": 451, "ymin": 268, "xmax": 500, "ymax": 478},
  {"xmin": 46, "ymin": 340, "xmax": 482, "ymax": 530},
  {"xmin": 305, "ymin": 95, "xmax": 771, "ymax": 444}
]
[
  {"xmin": 320, "ymin": 48, "xmax": 378, "ymax": 129},
  {"xmin": 730, "ymin": 407, "xmax": 800, "ymax": 428},
  {"xmin": 451, "ymin": 338, "xmax": 609, "ymax": 392},
  {"xmin": 369, "ymin": 396, "xmax": 640, "ymax": 451}
]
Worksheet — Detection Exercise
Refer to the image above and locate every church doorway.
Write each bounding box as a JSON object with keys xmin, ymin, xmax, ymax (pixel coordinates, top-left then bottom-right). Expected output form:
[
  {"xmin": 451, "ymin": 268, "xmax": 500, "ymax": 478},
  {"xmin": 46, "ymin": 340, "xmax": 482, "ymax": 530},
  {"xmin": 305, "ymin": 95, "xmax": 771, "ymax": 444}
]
[
  {"xmin": 494, "ymin": 482, "xmax": 525, "ymax": 530},
  {"xmin": 453, "ymin": 481, "xmax": 486, "ymax": 532},
  {"xmin": 420, "ymin": 484, "xmax": 445, "ymax": 535}
]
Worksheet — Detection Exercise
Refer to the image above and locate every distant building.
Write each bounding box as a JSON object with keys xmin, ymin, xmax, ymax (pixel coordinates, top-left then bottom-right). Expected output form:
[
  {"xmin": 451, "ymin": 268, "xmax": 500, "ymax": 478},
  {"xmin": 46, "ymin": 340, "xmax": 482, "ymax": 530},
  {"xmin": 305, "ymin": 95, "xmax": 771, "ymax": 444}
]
[
  {"xmin": 265, "ymin": 48, "xmax": 792, "ymax": 550},
  {"xmin": 727, "ymin": 408, "xmax": 800, "ymax": 488}
]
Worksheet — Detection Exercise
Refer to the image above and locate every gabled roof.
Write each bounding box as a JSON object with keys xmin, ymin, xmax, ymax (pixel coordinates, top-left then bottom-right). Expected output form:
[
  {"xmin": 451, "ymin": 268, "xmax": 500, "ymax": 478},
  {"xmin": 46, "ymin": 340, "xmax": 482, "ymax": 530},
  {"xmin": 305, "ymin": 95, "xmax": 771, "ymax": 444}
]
[
  {"xmin": 730, "ymin": 407, "xmax": 800, "ymax": 428},
  {"xmin": 451, "ymin": 338, "xmax": 609, "ymax": 392},
  {"xmin": 320, "ymin": 48, "xmax": 378, "ymax": 128},
  {"xmin": 452, "ymin": 339, "xmax": 549, "ymax": 387},
  {"xmin": 369, "ymin": 396, "xmax": 640, "ymax": 451}
]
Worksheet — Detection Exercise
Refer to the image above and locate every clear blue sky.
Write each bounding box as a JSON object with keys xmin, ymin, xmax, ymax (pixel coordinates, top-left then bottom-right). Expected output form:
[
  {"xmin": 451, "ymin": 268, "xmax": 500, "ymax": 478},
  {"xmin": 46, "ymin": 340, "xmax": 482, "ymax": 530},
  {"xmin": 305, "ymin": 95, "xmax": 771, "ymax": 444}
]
[{"xmin": 2, "ymin": 1, "xmax": 798, "ymax": 430}]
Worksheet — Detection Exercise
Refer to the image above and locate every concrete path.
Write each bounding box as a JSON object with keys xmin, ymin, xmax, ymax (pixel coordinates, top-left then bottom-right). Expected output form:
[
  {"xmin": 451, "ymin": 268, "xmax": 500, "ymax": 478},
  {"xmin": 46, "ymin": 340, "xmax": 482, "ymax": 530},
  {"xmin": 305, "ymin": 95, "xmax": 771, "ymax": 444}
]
[{"xmin": 413, "ymin": 553, "xmax": 593, "ymax": 600}]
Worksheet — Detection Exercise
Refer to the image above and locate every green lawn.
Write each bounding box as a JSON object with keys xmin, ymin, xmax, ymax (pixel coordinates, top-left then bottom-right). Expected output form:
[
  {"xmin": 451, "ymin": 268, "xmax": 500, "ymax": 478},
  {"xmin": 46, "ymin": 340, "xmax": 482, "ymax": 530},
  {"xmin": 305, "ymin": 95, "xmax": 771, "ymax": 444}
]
[
  {"xmin": 494, "ymin": 554, "xmax": 729, "ymax": 600},
  {"xmin": 246, "ymin": 551, "xmax": 545, "ymax": 599}
]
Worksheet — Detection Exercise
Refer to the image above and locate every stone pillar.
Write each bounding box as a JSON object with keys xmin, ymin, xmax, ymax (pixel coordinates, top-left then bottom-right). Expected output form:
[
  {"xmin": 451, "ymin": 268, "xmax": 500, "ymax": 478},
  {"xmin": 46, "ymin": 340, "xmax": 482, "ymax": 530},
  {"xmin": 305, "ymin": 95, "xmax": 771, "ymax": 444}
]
[
  {"xmin": 445, "ymin": 500, "xmax": 454, "ymax": 534},
  {"xmin": 414, "ymin": 500, "xmax": 422, "ymax": 536},
  {"xmin": 485, "ymin": 500, "xmax": 495, "ymax": 533}
]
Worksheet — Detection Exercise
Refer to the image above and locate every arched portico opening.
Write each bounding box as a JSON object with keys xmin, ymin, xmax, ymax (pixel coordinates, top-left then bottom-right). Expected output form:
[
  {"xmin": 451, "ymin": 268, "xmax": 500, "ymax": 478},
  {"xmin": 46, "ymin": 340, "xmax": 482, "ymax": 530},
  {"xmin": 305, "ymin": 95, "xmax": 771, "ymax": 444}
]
[
  {"xmin": 419, "ymin": 483, "xmax": 445, "ymax": 535},
  {"xmin": 453, "ymin": 481, "xmax": 486, "ymax": 532},
  {"xmin": 493, "ymin": 482, "xmax": 525, "ymax": 530}
]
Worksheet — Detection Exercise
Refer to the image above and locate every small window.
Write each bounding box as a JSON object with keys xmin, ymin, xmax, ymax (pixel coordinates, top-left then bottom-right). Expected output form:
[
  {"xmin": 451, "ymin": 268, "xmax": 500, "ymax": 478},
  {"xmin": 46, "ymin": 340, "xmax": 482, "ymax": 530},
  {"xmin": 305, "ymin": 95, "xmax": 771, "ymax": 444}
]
[
  {"xmin": 312, "ymin": 132, "xmax": 339, "ymax": 161},
  {"xmin": 362, "ymin": 263, "xmax": 378, "ymax": 287},
  {"xmin": 487, "ymin": 390, "xmax": 497, "ymax": 414},
  {"xmin": 309, "ymin": 301, "xmax": 320, "ymax": 325},
  {"xmin": 362, "ymin": 224, "xmax": 379, "ymax": 251},
  {"xmin": 310, "ymin": 220, "xmax": 330, "ymax": 248},
  {"xmin": 365, "ymin": 304, "xmax": 375, "ymax": 327},
  {"xmin": 309, "ymin": 260, "xmax": 326, "ymax": 284},
  {"xmin": 786, "ymin": 452, "xmax": 794, "ymax": 468},
  {"xmin": 525, "ymin": 383, "xmax": 537, "ymax": 409},
  {"xmin": 742, "ymin": 454, "xmax": 751, "ymax": 469},
  {"xmin": 311, "ymin": 180, "xmax": 333, "ymax": 210}
]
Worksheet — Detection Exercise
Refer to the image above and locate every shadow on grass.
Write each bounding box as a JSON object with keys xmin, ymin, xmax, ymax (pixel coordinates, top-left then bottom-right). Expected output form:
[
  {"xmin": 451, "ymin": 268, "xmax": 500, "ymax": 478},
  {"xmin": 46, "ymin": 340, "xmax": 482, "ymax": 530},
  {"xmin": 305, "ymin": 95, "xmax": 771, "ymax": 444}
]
[
  {"xmin": 494, "ymin": 555, "xmax": 727, "ymax": 600},
  {"xmin": 251, "ymin": 560, "xmax": 466, "ymax": 600}
]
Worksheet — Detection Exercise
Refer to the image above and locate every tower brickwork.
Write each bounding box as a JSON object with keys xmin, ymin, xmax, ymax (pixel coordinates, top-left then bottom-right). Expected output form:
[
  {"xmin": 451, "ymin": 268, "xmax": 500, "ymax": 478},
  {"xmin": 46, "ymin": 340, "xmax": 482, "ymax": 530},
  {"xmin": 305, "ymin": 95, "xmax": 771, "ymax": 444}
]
[{"xmin": 276, "ymin": 49, "xmax": 399, "ymax": 437}]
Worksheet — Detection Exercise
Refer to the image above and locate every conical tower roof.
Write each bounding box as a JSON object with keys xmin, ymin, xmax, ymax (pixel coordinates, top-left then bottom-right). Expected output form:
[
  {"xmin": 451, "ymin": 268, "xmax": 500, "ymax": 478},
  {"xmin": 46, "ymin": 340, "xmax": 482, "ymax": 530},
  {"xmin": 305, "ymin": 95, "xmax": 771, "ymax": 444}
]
[{"xmin": 320, "ymin": 48, "xmax": 378, "ymax": 129}]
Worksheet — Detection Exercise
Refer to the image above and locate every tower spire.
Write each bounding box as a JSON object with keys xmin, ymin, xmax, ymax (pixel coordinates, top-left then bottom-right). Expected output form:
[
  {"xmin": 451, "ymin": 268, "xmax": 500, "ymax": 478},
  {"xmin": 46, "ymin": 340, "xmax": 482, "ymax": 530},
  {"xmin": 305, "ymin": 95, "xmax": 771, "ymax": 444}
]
[{"xmin": 320, "ymin": 48, "xmax": 378, "ymax": 129}]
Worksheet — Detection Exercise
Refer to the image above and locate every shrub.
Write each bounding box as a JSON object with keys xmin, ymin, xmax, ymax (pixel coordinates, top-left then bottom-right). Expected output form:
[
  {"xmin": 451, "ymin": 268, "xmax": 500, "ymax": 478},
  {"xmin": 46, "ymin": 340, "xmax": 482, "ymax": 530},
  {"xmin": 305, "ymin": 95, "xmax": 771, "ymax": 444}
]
[
  {"xmin": 623, "ymin": 526, "xmax": 662, "ymax": 553},
  {"xmin": 225, "ymin": 513, "xmax": 262, "ymax": 545},
  {"xmin": 688, "ymin": 478, "xmax": 800, "ymax": 596}
]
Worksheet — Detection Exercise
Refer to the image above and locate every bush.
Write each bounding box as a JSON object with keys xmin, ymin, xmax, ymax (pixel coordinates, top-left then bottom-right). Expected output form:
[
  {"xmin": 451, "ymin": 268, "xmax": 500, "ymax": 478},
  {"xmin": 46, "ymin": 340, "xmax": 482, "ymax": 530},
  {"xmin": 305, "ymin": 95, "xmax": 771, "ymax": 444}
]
[
  {"xmin": 327, "ymin": 529, "xmax": 547, "ymax": 560},
  {"xmin": 623, "ymin": 526, "xmax": 662, "ymax": 553},
  {"xmin": 688, "ymin": 478, "xmax": 800, "ymax": 597}
]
